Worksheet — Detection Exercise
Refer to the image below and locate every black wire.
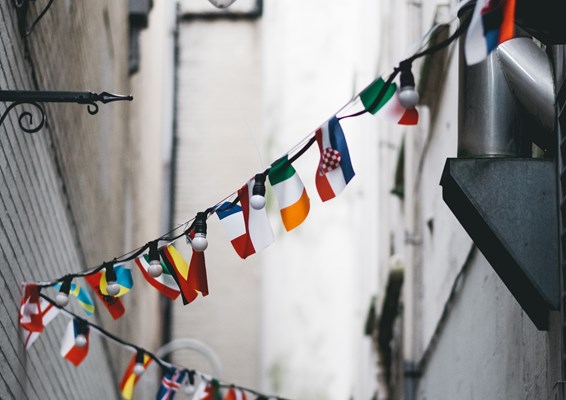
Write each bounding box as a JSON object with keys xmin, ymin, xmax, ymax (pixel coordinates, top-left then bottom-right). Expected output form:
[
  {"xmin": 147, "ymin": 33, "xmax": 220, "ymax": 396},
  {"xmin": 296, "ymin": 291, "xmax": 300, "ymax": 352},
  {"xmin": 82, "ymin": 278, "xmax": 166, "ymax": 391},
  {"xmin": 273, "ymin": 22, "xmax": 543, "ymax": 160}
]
[{"xmin": 39, "ymin": 293, "xmax": 289, "ymax": 399}]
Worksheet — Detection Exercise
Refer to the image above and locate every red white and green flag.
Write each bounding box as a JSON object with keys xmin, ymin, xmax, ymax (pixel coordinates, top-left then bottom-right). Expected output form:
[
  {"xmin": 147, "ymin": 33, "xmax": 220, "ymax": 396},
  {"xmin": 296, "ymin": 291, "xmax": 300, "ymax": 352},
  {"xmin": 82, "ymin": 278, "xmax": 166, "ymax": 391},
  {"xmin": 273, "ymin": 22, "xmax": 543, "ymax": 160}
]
[
  {"xmin": 359, "ymin": 77, "xmax": 418, "ymax": 125},
  {"xmin": 268, "ymin": 155, "xmax": 310, "ymax": 231},
  {"xmin": 135, "ymin": 254, "xmax": 181, "ymax": 300}
]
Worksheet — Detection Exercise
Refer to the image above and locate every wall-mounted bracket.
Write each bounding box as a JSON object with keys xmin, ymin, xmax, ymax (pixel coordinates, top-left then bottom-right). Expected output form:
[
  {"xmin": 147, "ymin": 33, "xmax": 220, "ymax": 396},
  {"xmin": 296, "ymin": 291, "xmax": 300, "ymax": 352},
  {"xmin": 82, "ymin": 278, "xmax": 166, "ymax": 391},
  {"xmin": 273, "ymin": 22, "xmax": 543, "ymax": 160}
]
[
  {"xmin": 0, "ymin": 90, "xmax": 133, "ymax": 134},
  {"xmin": 440, "ymin": 158, "xmax": 559, "ymax": 330},
  {"xmin": 13, "ymin": 0, "xmax": 56, "ymax": 38}
]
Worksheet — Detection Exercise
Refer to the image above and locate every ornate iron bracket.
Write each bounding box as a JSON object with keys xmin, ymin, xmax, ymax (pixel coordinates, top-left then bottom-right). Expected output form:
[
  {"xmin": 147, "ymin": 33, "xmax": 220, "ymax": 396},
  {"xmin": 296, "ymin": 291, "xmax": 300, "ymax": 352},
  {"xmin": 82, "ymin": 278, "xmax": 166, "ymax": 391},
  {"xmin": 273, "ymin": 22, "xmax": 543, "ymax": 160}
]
[
  {"xmin": 0, "ymin": 91, "xmax": 133, "ymax": 134},
  {"xmin": 13, "ymin": 0, "xmax": 56, "ymax": 37}
]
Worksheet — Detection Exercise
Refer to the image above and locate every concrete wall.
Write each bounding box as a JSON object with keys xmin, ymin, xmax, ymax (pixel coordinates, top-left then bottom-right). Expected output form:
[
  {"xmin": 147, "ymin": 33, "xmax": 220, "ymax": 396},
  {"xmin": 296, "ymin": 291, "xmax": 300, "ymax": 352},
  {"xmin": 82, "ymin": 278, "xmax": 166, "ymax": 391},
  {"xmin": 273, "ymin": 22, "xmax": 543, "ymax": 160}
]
[
  {"xmin": 374, "ymin": 0, "xmax": 563, "ymax": 399},
  {"xmin": 172, "ymin": 9, "xmax": 263, "ymax": 389},
  {"xmin": 260, "ymin": 1, "xmax": 380, "ymax": 399},
  {"xmin": 0, "ymin": 2, "xmax": 165, "ymax": 398}
]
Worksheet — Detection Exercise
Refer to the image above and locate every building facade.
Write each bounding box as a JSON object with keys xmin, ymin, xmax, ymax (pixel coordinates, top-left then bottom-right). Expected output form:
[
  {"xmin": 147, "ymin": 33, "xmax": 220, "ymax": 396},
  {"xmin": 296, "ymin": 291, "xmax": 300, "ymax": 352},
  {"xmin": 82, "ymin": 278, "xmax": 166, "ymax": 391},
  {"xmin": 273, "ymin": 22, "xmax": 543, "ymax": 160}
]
[
  {"xmin": 373, "ymin": 0, "xmax": 566, "ymax": 399},
  {"xmin": 0, "ymin": 1, "xmax": 166, "ymax": 398}
]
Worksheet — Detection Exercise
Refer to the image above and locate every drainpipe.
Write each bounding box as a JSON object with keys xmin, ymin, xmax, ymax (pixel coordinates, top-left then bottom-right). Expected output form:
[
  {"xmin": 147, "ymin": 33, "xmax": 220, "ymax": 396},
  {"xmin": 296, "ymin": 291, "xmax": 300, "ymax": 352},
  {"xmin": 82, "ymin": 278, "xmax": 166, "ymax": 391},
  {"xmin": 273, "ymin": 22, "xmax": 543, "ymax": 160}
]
[{"xmin": 457, "ymin": 6, "xmax": 555, "ymax": 157}]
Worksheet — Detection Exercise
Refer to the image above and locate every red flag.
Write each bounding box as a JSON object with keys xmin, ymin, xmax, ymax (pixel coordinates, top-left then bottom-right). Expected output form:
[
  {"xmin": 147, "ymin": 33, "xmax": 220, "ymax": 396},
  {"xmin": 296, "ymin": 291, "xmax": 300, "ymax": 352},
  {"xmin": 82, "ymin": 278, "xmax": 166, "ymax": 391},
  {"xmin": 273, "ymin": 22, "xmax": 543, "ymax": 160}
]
[
  {"xmin": 160, "ymin": 244, "xmax": 208, "ymax": 305},
  {"xmin": 85, "ymin": 272, "xmax": 125, "ymax": 319},
  {"xmin": 225, "ymin": 387, "xmax": 247, "ymax": 400},
  {"xmin": 19, "ymin": 284, "xmax": 44, "ymax": 332}
]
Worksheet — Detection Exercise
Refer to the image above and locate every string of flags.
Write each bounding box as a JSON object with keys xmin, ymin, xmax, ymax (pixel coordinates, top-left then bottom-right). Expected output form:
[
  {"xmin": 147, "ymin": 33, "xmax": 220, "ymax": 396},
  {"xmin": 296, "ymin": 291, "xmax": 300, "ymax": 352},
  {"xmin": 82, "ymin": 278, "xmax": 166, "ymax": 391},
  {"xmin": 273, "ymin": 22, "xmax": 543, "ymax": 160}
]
[
  {"xmin": 27, "ymin": 292, "xmax": 290, "ymax": 400},
  {"xmin": 16, "ymin": 0, "xmax": 519, "ymax": 397}
]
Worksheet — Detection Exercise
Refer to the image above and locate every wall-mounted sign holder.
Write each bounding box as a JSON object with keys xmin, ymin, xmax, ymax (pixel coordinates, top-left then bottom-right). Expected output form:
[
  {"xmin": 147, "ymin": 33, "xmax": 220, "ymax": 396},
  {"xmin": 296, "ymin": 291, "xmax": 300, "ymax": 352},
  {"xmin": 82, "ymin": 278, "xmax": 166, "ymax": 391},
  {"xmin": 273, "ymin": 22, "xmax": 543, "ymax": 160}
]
[{"xmin": 0, "ymin": 91, "xmax": 133, "ymax": 133}]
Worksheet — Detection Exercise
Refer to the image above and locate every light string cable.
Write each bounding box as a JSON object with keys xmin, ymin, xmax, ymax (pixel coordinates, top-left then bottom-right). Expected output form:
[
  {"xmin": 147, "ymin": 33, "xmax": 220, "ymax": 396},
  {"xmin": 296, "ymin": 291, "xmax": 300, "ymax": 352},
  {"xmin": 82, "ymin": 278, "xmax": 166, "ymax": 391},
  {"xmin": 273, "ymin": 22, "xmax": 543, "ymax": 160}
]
[
  {"xmin": 28, "ymin": 1, "xmax": 475, "ymax": 289},
  {"xmin": 39, "ymin": 292, "xmax": 293, "ymax": 400}
]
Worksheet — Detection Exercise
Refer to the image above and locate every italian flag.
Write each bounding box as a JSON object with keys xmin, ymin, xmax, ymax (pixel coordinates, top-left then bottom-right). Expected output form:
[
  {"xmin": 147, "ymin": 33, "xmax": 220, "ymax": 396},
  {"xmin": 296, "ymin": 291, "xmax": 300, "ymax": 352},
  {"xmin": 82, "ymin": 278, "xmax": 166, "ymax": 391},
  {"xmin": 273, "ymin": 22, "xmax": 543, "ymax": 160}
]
[
  {"xmin": 268, "ymin": 156, "xmax": 310, "ymax": 231},
  {"xmin": 359, "ymin": 77, "xmax": 418, "ymax": 125},
  {"xmin": 135, "ymin": 254, "xmax": 181, "ymax": 300}
]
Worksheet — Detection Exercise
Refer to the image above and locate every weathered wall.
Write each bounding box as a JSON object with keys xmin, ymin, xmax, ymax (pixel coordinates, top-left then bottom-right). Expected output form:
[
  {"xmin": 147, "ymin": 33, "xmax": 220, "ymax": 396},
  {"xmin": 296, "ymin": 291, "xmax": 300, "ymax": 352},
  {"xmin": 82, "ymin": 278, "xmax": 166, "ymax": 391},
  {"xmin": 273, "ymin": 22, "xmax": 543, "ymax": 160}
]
[
  {"xmin": 0, "ymin": 1, "xmax": 164, "ymax": 398},
  {"xmin": 172, "ymin": 12, "xmax": 263, "ymax": 389},
  {"xmin": 374, "ymin": 0, "xmax": 562, "ymax": 399}
]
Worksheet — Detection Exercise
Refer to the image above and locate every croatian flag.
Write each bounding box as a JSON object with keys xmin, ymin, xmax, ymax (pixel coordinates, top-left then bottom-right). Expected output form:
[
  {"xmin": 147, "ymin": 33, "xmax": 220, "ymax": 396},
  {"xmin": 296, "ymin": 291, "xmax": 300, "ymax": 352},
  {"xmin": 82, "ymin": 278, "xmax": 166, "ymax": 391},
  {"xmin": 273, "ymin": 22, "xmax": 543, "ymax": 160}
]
[
  {"xmin": 465, "ymin": 0, "xmax": 516, "ymax": 65},
  {"xmin": 60, "ymin": 319, "xmax": 89, "ymax": 367},
  {"xmin": 315, "ymin": 116, "xmax": 355, "ymax": 202}
]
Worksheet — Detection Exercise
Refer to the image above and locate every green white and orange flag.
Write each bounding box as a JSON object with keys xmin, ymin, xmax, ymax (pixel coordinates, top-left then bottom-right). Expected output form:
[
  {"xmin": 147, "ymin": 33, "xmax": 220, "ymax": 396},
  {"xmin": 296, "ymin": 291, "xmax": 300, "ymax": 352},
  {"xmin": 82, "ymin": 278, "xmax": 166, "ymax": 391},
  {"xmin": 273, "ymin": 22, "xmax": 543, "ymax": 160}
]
[
  {"xmin": 119, "ymin": 353, "xmax": 152, "ymax": 400},
  {"xmin": 359, "ymin": 77, "xmax": 418, "ymax": 125},
  {"xmin": 268, "ymin": 156, "xmax": 310, "ymax": 231}
]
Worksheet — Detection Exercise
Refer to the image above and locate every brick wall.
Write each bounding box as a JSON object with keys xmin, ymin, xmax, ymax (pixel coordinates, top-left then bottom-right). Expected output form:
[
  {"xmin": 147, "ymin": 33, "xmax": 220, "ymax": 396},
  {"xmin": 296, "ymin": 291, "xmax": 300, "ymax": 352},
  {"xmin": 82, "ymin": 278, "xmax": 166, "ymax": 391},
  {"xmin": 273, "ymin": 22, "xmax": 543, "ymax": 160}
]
[{"xmin": 0, "ymin": 1, "xmax": 163, "ymax": 398}]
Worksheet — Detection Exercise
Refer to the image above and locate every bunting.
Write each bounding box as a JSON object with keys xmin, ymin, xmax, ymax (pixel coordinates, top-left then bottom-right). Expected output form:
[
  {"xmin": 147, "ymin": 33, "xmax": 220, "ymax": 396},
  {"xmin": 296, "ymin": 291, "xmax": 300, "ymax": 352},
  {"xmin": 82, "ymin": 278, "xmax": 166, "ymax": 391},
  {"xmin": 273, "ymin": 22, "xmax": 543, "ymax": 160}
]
[
  {"xmin": 315, "ymin": 116, "xmax": 355, "ymax": 202},
  {"xmin": 120, "ymin": 353, "xmax": 152, "ymax": 400},
  {"xmin": 54, "ymin": 281, "xmax": 95, "ymax": 316},
  {"xmin": 21, "ymin": 298, "xmax": 59, "ymax": 350},
  {"xmin": 160, "ymin": 243, "xmax": 208, "ymax": 305},
  {"xmin": 85, "ymin": 273, "xmax": 126, "ymax": 320},
  {"xmin": 135, "ymin": 254, "xmax": 181, "ymax": 300},
  {"xmin": 60, "ymin": 319, "xmax": 89, "ymax": 367}
]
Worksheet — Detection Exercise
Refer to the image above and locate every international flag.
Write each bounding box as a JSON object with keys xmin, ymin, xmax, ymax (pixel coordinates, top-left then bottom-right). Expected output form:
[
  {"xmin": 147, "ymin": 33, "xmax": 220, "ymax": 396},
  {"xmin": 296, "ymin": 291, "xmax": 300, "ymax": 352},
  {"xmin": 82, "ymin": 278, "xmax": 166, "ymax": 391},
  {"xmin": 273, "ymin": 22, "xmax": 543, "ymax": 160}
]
[
  {"xmin": 19, "ymin": 284, "xmax": 44, "ymax": 332},
  {"xmin": 231, "ymin": 177, "xmax": 275, "ymax": 258},
  {"xmin": 465, "ymin": 0, "xmax": 516, "ymax": 65},
  {"xmin": 135, "ymin": 254, "xmax": 181, "ymax": 300},
  {"xmin": 268, "ymin": 156, "xmax": 310, "ymax": 231},
  {"xmin": 60, "ymin": 319, "xmax": 89, "ymax": 367},
  {"xmin": 156, "ymin": 368, "xmax": 187, "ymax": 400},
  {"xmin": 53, "ymin": 282, "xmax": 95, "ymax": 316},
  {"xmin": 216, "ymin": 202, "xmax": 248, "ymax": 259},
  {"xmin": 359, "ymin": 78, "xmax": 418, "ymax": 125},
  {"xmin": 315, "ymin": 116, "xmax": 355, "ymax": 202},
  {"xmin": 22, "ymin": 298, "xmax": 59, "ymax": 350},
  {"xmin": 224, "ymin": 387, "xmax": 247, "ymax": 400},
  {"xmin": 120, "ymin": 352, "xmax": 152, "ymax": 400},
  {"xmin": 198, "ymin": 380, "xmax": 222, "ymax": 400},
  {"xmin": 160, "ymin": 243, "xmax": 208, "ymax": 305},
  {"xmin": 99, "ymin": 264, "xmax": 134, "ymax": 297},
  {"xmin": 85, "ymin": 273, "xmax": 125, "ymax": 320}
]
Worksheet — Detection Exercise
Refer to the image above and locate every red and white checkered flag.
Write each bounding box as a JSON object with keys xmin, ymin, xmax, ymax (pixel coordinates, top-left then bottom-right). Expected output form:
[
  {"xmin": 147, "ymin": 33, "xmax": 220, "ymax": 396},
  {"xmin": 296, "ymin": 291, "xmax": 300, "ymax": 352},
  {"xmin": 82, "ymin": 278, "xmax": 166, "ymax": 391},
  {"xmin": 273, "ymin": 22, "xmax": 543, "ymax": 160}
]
[{"xmin": 319, "ymin": 147, "xmax": 342, "ymax": 175}]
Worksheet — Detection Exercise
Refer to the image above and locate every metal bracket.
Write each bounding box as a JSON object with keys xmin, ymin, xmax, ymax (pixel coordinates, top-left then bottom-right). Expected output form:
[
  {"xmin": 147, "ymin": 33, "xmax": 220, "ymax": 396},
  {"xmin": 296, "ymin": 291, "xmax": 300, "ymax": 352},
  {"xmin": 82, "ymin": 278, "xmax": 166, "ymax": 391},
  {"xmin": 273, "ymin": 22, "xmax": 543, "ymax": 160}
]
[
  {"xmin": 0, "ymin": 91, "xmax": 133, "ymax": 134},
  {"xmin": 13, "ymin": 0, "xmax": 56, "ymax": 37}
]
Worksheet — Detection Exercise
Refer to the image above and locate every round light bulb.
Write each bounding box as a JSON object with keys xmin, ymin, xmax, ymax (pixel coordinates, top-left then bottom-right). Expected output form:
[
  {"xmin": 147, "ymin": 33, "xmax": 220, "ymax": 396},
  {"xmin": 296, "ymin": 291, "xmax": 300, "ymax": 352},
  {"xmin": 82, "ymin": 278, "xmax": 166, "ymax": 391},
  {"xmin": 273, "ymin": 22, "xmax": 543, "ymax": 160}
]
[
  {"xmin": 75, "ymin": 334, "xmax": 87, "ymax": 348},
  {"xmin": 105, "ymin": 281, "xmax": 121, "ymax": 297},
  {"xmin": 250, "ymin": 194, "xmax": 266, "ymax": 210},
  {"xmin": 148, "ymin": 260, "xmax": 163, "ymax": 278},
  {"xmin": 133, "ymin": 363, "xmax": 145, "ymax": 376},
  {"xmin": 191, "ymin": 233, "xmax": 208, "ymax": 252},
  {"xmin": 398, "ymin": 87, "xmax": 419, "ymax": 109},
  {"xmin": 56, "ymin": 292, "xmax": 69, "ymax": 307},
  {"xmin": 208, "ymin": 0, "xmax": 237, "ymax": 8},
  {"xmin": 183, "ymin": 383, "xmax": 196, "ymax": 395}
]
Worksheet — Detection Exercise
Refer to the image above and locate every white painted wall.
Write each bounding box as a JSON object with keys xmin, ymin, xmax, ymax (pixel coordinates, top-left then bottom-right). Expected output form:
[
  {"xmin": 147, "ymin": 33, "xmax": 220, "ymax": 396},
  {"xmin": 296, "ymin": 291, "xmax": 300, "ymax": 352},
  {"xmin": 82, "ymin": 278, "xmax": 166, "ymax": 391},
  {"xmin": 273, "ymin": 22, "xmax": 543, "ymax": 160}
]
[{"xmin": 261, "ymin": 1, "xmax": 381, "ymax": 399}]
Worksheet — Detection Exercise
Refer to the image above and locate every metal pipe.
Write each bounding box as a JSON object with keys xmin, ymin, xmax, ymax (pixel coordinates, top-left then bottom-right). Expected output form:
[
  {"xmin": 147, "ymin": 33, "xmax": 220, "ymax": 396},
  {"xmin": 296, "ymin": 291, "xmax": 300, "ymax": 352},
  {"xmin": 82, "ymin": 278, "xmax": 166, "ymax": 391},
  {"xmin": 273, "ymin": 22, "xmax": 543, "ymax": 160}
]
[{"xmin": 458, "ymin": 7, "xmax": 555, "ymax": 157}]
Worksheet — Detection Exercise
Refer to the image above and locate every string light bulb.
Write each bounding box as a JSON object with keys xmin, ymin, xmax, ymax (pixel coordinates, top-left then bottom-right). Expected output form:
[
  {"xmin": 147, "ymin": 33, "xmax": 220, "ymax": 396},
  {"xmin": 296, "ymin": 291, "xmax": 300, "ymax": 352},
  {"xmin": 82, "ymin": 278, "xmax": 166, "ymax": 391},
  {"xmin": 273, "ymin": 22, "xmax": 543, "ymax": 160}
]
[
  {"xmin": 148, "ymin": 241, "xmax": 163, "ymax": 278},
  {"xmin": 250, "ymin": 173, "xmax": 267, "ymax": 210},
  {"xmin": 398, "ymin": 61, "xmax": 419, "ymax": 109},
  {"xmin": 104, "ymin": 264, "xmax": 121, "ymax": 297},
  {"xmin": 56, "ymin": 277, "xmax": 72, "ymax": 307},
  {"xmin": 75, "ymin": 320, "xmax": 88, "ymax": 348},
  {"xmin": 134, "ymin": 350, "xmax": 145, "ymax": 376},
  {"xmin": 191, "ymin": 212, "xmax": 208, "ymax": 252},
  {"xmin": 207, "ymin": 0, "xmax": 237, "ymax": 8}
]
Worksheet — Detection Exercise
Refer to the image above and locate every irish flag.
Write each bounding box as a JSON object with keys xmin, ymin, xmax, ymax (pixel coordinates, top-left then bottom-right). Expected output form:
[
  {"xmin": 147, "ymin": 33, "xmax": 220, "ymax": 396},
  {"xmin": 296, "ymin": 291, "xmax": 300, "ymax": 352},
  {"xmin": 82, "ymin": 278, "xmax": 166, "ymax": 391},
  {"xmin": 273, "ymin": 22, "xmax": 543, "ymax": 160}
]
[
  {"xmin": 60, "ymin": 319, "xmax": 89, "ymax": 367},
  {"xmin": 465, "ymin": 0, "xmax": 516, "ymax": 65},
  {"xmin": 315, "ymin": 116, "xmax": 355, "ymax": 202},
  {"xmin": 359, "ymin": 78, "xmax": 418, "ymax": 125},
  {"xmin": 135, "ymin": 254, "xmax": 181, "ymax": 300},
  {"xmin": 268, "ymin": 156, "xmax": 310, "ymax": 231}
]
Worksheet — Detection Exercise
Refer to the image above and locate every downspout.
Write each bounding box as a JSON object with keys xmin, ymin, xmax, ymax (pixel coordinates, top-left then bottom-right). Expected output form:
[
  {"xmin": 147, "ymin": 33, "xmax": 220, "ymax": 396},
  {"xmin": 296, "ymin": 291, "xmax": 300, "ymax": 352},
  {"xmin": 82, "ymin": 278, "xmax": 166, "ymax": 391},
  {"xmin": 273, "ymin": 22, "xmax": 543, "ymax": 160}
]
[{"xmin": 161, "ymin": 3, "xmax": 181, "ymax": 359}]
